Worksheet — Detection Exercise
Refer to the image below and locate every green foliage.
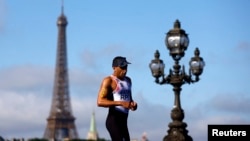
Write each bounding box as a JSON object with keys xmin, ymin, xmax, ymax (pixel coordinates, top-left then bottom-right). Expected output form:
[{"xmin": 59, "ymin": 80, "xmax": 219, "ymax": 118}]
[
  {"xmin": 26, "ymin": 138, "xmax": 110, "ymax": 141},
  {"xmin": 27, "ymin": 138, "xmax": 48, "ymax": 141},
  {"xmin": 69, "ymin": 139, "xmax": 110, "ymax": 141}
]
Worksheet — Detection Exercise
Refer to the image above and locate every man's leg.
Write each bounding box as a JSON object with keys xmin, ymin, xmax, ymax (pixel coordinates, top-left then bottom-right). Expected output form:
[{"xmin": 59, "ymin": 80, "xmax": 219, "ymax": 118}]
[{"xmin": 106, "ymin": 115, "xmax": 123, "ymax": 140}]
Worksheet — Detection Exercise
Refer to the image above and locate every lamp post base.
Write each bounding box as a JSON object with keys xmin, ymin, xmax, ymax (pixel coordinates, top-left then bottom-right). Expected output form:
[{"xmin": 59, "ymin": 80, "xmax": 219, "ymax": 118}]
[
  {"xmin": 163, "ymin": 124, "xmax": 193, "ymax": 141},
  {"xmin": 163, "ymin": 108, "xmax": 193, "ymax": 141}
]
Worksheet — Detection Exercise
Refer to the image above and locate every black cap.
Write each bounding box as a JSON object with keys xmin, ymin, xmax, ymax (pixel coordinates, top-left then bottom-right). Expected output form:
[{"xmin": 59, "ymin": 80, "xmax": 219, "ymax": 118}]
[{"xmin": 112, "ymin": 56, "xmax": 131, "ymax": 67}]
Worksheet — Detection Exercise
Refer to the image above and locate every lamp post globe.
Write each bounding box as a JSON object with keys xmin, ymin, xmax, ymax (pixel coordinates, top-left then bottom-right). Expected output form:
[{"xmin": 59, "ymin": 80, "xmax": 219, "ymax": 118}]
[
  {"xmin": 189, "ymin": 48, "xmax": 205, "ymax": 76},
  {"xmin": 149, "ymin": 50, "xmax": 165, "ymax": 83},
  {"xmin": 165, "ymin": 20, "xmax": 189, "ymax": 61}
]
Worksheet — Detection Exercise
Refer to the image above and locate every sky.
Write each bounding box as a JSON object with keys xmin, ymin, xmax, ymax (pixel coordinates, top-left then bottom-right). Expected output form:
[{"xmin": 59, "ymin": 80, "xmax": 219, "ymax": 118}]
[{"xmin": 0, "ymin": 0, "xmax": 250, "ymax": 141}]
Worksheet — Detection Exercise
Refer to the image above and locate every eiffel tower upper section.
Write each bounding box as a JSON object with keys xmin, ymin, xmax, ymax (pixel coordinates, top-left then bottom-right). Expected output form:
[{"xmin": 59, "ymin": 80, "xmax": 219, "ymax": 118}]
[{"xmin": 44, "ymin": 5, "xmax": 78, "ymax": 140}]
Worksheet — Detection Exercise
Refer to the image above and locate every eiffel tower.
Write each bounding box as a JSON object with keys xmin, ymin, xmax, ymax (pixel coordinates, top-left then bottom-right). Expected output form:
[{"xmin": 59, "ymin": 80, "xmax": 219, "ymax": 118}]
[{"xmin": 43, "ymin": 4, "xmax": 78, "ymax": 141}]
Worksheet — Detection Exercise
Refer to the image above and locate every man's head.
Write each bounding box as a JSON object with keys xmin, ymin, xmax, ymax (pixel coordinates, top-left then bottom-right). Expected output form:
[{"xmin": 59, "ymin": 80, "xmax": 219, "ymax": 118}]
[
  {"xmin": 112, "ymin": 56, "xmax": 131, "ymax": 68},
  {"xmin": 112, "ymin": 56, "xmax": 131, "ymax": 78}
]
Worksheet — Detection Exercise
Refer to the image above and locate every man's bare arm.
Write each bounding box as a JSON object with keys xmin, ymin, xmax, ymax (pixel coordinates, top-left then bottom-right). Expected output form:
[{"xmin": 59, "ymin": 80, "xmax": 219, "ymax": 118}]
[{"xmin": 97, "ymin": 77, "xmax": 130, "ymax": 108}]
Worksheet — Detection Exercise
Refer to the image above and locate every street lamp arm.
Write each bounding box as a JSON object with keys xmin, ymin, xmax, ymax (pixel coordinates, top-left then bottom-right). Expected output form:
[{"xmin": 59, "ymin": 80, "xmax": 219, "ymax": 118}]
[
  {"xmin": 154, "ymin": 74, "xmax": 170, "ymax": 85},
  {"xmin": 183, "ymin": 67, "xmax": 200, "ymax": 84},
  {"xmin": 189, "ymin": 68, "xmax": 200, "ymax": 83},
  {"xmin": 184, "ymin": 74, "xmax": 200, "ymax": 84},
  {"xmin": 150, "ymin": 57, "xmax": 202, "ymax": 86}
]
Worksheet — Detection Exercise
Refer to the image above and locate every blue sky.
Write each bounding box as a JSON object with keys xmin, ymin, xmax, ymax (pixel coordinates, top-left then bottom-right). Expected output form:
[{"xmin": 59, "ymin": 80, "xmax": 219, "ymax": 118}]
[{"xmin": 0, "ymin": 0, "xmax": 250, "ymax": 141}]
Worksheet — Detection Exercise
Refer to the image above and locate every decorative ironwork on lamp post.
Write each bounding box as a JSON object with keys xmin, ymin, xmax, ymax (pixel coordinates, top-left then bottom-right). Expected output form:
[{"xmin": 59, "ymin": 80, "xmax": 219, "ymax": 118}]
[{"xmin": 149, "ymin": 20, "xmax": 205, "ymax": 141}]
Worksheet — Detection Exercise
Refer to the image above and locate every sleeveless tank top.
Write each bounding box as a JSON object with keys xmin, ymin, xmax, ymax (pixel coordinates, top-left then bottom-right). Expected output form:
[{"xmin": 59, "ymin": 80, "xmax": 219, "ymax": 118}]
[{"xmin": 110, "ymin": 75, "xmax": 132, "ymax": 113}]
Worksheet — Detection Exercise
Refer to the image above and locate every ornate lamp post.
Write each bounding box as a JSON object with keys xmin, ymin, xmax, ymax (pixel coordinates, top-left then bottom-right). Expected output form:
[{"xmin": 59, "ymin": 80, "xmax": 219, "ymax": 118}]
[{"xmin": 149, "ymin": 20, "xmax": 205, "ymax": 141}]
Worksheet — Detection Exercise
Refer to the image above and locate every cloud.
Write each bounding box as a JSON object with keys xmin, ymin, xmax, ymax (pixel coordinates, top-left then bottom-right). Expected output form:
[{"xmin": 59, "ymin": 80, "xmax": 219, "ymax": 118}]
[
  {"xmin": 184, "ymin": 91, "xmax": 250, "ymax": 141},
  {"xmin": 0, "ymin": 64, "xmax": 169, "ymax": 140},
  {"xmin": 235, "ymin": 41, "xmax": 250, "ymax": 51},
  {"xmin": 0, "ymin": 90, "xmax": 49, "ymax": 138},
  {"xmin": 80, "ymin": 44, "xmax": 134, "ymax": 71},
  {"xmin": 0, "ymin": 65, "xmax": 53, "ymax": 92},
  {"xmin": 0, "ymin": 0, "xmax": 7, "ymax": 33},
  {"xmin": 209, "ymin": 92, "xmax": 250, "ymax": 114},
  {"xmin": 127, "ymin": 92, "xmax": 172, "ymax": 140},
  {"xmin": 0, "ymin": 63, "xmax": 250, "ymax": 141}
]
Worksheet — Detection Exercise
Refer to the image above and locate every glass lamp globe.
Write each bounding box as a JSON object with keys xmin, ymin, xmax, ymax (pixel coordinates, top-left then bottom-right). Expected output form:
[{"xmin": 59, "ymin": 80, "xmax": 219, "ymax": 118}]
[
  {"xmin": 189, "ymin": 48, "xmax": 205, "ymax": 76},
  {"xmin": 165, "ymin": 20, "xmax": 189, "ymax": 61},
  {"xmin": 149, "ymin": 50, "xmax": 165, "ymax": 78}
]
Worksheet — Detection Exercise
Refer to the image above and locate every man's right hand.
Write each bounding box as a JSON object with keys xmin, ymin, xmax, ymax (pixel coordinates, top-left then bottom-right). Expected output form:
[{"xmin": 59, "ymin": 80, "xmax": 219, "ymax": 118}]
[
  {"xmin": 130, "ymin": 101, "xmax": 137, "ymax": 111},
  {"xmin": 121, "ymin": 101, "xmax": 131, "ymax": 109}
]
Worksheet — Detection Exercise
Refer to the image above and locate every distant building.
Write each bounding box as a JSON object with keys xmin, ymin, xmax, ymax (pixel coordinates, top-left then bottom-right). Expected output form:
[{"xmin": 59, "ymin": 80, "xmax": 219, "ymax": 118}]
[
  {"xmin": 86, "ymin": 112, "xmax": 99, "ymax": 140},
  {"xmin": 141, "ymin": 132, "xmax": 149, "ymax": 141}
]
